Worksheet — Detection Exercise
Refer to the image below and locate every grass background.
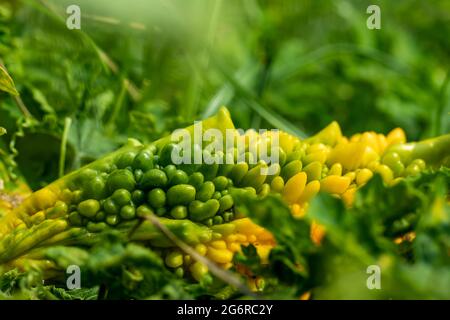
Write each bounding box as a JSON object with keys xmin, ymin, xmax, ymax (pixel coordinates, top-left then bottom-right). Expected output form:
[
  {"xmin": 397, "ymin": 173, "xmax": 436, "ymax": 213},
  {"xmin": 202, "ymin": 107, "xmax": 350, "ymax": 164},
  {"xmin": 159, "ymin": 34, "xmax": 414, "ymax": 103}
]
[
  {"xmin": 0, "ymin": 1, "xmax": 450, "ymax": 300},
  {"xmin": 0, "ymin": 0, "xmax": 449, "ymax": 189}
]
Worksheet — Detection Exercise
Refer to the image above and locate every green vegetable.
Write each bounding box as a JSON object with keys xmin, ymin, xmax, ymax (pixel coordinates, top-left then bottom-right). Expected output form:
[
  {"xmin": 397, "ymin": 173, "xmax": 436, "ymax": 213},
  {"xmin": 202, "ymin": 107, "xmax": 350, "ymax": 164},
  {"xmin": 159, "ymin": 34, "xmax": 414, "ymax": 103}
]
[
  {"xmin": 196, "ymin": 181, "xmax": 215, "ymax": 202},
  {"xmin": 77, "ymin": 200, "xmax": 100, "ymax": 218},
  {"xmin": 155, "ymin": 207, "xmax": 167, "ymax": 216},
  {"xmin": 103, "ymin": 198, "xmax": 119, "ymax": 215},
  {"xmin": 94, "ymin": 211, "xmax": 106, "ymax": 222},
  {"xmin": 218, "ymin": 161, "xmax": 234, "ymax": 177},
  {"xmin": 71, "ymin": 190, "xmax": 83, "ymax": 204},
  {"xmin": 405, "ymin": 163, "xmax": 421, "ymax": 176},
  {"xmin": 199, "ymin": 163, "xmax": 219, "ymax": 181},
  {"xmin": 147, "ymin": 188, "xmax": 166, "ymax": 208},
  {"xmin": 133, "ymin": 150, "xmax": 154, "ymax": 171},
  {"xmin": 213, "ymin": 176, "xmax": 229, "ymax": 191},
  {"xmin": 120, "ymin": 205, "xmax": 136, "ymax": 220},
  {"xmin": 164, "ymin": 165, "xmax": 178, "ymax": 180},
  {"xmin": 222, "ymin": 211, "xmax": 234, "ymax": 222},
  {"xmin": 1, "ymin": 106, "xmax": 449, "ymax": 300},
  {"xmin": 87, "ymin": 222, "xmax": 107, "ymax": 233},
  {"xmin": 140, "ymin": 169, "xmax": 168, "ymax": 189},
  {"xmin": 168, "ymin": 170, "xmax": 189, "ymax": 186},
  {"xmin": 286, "ymin": 150, "xmax": 303, "ymax": 163},
  {"xmin": 83, "ymin": 177, "xmax": 106, "ymax": 200},
  {"xmin": 167, "ymin": 184, "xmax": 196, "ymax": 206},
  {"xmin": 240, "ymin": 163, "xmax": 267, "ymax": 189},
  {"xmin": 111, "ymin": 189, "xmax": 131, "ymax": 206},
  {"xmin": 131, "ymin": 190, "xmax": 145, "ymax": 205},
  {"xmin": 218, "ymin": 195, "xmax": 234, "ymax": 213},
  {"xmin": 280, "ymin": 160, "xmax": 302, "ymax": 181},
  {"xmin": 188, "ymin": 172, "xmax": 204, "ymax": 190},
  {"xmin": 165, "ymin": 251, "xmax": 183, "ymax": 268},
  {"xmin": 386, "ymin": 134, "xmax": 450, "ymax": 167},
  {"xmin": 170, "ymin": 206, "xmax": 188, "ymax": 219},
  {"xmin": 116, "ymin": 151, "xmax": 137, "ymax": 169},
  {"xmin": 258, "ymin": 183, "xmax": 271, "ymax": 197},
  {"xmin": 68, "ymin": 211, "xmax": 82, "ymax": 226},
  {"xmin": 78, "ymin": 169, "xmax": 97, "ymax": 185},
  {"xmin": 106, "ymin": 169, "xmax": 136, "ymax": 193},
  {"xmin": 203, "ymin": 218, "xmax": 213, "ymax": 227},
  {"xmin": 130, "ymin": 217, "xmax": 212, "ymax": 246},
  {"xmin": 46, "ymin": 201, "xmax": 68, "ymax": 219},
  {"xmin": 274, "ymin": 147, "xmax": 287, "ymax": 167},
  {"xmin": 213, "ymin": 216, "xmax": 223, "ymax": 225},
  {"xmin": 188, "ymin": 199, "xmax": 220, "ymax": 222},
  {"xmin": 136, "ymin": 204, "xmax": 154, "ymax": 218},
  {"xmin": 229, "ymin": 163, "xmax": 248, "ymax": 185},
  {"xmin": 159, "ymin": 143, "xmax": 179, "ymax": 167},
  {"xmin": 270, "ymin": 176, "xmax": 285, "ymax": 193},
  {"xmin": 106, "ymin": 215, "xmax": 120, "ymax": 226},
  {"xmin": 134, "ymin": 169, "xmax": 144, "ymax": 183}
]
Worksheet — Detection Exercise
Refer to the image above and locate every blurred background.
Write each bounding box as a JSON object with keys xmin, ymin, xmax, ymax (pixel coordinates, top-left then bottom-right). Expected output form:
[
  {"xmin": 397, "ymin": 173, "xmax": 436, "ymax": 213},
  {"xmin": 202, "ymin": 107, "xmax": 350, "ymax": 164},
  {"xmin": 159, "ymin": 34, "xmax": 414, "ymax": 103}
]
[{"xmin": 0, "ymin": 0, "xmax": 449, "ymax": 190}]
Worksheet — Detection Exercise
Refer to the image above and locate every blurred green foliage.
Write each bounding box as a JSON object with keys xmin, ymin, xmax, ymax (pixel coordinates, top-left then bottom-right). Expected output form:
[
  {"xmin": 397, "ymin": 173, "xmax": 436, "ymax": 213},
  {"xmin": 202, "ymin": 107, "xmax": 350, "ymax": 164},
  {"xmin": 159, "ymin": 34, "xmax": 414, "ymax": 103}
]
[
  {"xmin": 236, "ymin": 169, "xmax": 450, "ymax": 299},
  {"xmin": 0, "ymin": 0, "xmax": 449, "ymax": 189},
  {"xmin": 0, "ymin": 1, "xmax": 449, "ymax": 300}
]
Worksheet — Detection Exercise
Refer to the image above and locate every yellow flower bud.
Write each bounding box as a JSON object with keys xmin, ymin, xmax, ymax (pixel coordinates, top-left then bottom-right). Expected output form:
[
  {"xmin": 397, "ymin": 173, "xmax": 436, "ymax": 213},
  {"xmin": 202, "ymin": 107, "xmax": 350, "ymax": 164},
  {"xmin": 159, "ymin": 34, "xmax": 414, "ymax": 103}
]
[
  {"xmin": 320, "ymin": 175, "xmax": 351, "ymax": 194},
  {"xmin": 282, "ymin": 172, "xmax": 307, "ymax": 204}
]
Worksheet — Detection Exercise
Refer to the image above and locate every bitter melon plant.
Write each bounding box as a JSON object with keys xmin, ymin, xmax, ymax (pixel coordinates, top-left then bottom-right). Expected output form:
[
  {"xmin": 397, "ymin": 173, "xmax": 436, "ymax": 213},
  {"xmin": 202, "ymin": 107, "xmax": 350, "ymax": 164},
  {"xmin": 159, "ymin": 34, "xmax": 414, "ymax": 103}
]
[{"xmin": 0, "ymin": 107, "xmax": 449, "ymax": 298}]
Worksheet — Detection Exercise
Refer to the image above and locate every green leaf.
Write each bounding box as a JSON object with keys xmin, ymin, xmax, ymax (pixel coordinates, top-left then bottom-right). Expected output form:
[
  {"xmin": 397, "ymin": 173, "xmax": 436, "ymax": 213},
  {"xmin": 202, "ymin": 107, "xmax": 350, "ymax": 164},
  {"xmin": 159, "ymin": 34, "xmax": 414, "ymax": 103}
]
[{"xmin": 0, "ymin": 65, "xmax": 18, "ymax": 96}]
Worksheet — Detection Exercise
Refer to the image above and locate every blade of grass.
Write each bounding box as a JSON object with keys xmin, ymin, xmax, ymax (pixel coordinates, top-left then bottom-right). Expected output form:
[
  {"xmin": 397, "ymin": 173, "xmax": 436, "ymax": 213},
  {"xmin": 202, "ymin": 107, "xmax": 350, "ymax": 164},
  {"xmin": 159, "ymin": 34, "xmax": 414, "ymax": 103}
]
[
  {"xmin": 272, "ymin": 43, "xmax": 410, "ymax": 82},
  {"xmin": 211, "ymin": 56, "xmax": 308, "ymax": 138},
  {"xmin": 58, "ymin": 117, "xmax": 72, "ymax": 178},
  {"xmin": 28, "ymin": 0, "xmax": 141, "ymax": 101},
  {"xmin": 244, "ymin": 99, "xmax": 306, "ymax": 138},
  {"xmin": 434, "ymin": 69, "xmax": 450, "ymax": 136},
  {"xmin": 202, "ymin": 62, "xmax": 257, "ymax": 119},
  {"xmin": 106, "ymin": 78, "xmax": 127, "ymax": 132}
]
